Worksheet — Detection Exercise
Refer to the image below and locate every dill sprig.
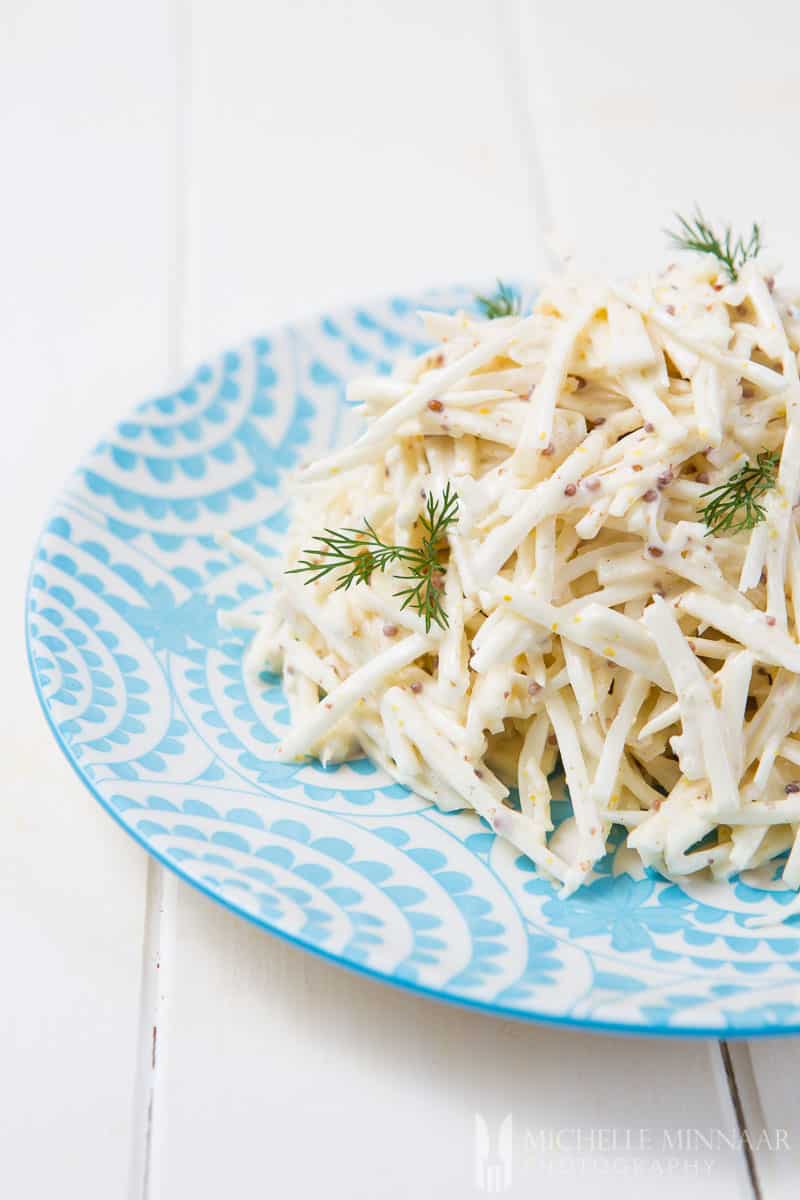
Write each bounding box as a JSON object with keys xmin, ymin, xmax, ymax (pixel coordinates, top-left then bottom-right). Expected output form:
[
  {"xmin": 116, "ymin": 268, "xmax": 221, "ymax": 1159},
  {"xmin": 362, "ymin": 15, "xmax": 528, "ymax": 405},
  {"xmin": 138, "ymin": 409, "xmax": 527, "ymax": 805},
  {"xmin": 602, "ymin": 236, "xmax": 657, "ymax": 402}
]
[
  {"xmin": 287, "ymin": 484, "xmax": 459, "ymax": 631},
  {"xmin": 698, "ymin": 451, "xmax": 779, "ymax": 536},
  {"xmin": 476, "ymin": 279, "xmax": 520, "ymax": 320},
  {"xmin": 667, "ymin": 209, "xmax": 762, "ymax": 282}
]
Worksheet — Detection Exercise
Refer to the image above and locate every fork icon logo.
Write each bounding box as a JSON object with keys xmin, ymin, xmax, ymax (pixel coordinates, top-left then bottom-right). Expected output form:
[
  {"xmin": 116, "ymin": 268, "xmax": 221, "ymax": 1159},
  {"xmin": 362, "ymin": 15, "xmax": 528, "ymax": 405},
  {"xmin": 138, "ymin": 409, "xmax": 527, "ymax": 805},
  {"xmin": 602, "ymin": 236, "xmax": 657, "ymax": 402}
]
[{"xmin": 474, "ymin": 1113, "xmax": 513, "ymax": 1192}]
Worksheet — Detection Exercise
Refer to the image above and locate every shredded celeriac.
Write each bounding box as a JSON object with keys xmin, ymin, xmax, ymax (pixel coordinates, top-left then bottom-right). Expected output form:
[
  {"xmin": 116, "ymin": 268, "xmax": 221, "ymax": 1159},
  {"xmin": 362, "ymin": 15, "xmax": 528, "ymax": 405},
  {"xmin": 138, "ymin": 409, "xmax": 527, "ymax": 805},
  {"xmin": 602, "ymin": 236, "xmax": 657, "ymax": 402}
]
[{"xmin": 222, "ymin": 252, "xmax": 800, "ymax": 900}]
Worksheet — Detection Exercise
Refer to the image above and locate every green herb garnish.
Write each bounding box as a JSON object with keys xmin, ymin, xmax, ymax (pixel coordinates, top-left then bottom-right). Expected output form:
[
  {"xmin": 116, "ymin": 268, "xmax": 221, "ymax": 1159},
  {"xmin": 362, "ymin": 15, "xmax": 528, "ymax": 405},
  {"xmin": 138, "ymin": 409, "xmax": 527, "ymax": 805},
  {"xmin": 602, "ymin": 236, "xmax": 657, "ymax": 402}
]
[
  {"xmin": 667, "ymin": 209, "xmax": 762, "ymax": 282},
  {"xmin": 288, "ymin": 484, "xmax": 459, "ymax": 631},
  {"xmin": 698, "ymin": 451, "xmax": 779, "ymax": 536},
  {"xmin": 476, "ymin": 280, "xmax": 520, "ymax": 320}
]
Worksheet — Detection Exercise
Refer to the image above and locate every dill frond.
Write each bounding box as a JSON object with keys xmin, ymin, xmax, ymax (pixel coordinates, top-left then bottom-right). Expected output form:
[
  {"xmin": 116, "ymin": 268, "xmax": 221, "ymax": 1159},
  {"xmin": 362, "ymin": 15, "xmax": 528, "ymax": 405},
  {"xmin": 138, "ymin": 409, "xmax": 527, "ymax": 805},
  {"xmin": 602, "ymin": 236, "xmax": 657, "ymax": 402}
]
[
  {"xmin": 698, "ymin": 451, "xmax": 779, "ymax": 536},
  {"xmin": 667, "ymin": 209, "xmax": 761, "ymax": 282},
  {"xmin": 288, "ymin": 484, "xmax": 459, "ymax": 631},
  {"xmin": 476, "ymin": 280, "xmax": 521, "ymax": 320}
]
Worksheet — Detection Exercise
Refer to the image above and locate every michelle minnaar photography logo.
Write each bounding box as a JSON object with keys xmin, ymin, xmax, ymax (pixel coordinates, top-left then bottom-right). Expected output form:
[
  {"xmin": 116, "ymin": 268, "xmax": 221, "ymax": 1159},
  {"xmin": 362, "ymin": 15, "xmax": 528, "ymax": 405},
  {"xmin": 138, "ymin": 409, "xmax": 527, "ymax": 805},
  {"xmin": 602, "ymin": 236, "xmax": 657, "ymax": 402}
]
[
  {"xmin": 474, "ymin": 1113, "xmax": 513, "ymax": 1192},
  {"xmin": 472, "ymin": 1114, "xmax": 789, "ymax": 1189}
]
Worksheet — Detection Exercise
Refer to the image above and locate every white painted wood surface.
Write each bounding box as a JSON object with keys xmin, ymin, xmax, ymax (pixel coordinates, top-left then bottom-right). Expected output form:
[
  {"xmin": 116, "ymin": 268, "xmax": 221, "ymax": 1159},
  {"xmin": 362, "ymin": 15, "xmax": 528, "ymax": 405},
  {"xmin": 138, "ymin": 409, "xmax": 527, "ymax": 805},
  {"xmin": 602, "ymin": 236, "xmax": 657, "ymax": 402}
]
[
  {"xmin": 3, "ymin": 2, "xmax": 799, "ymax": 1196},
  {"xmin": 1, "ymin": 2, "xmax": 171, "ymax": 1195}
]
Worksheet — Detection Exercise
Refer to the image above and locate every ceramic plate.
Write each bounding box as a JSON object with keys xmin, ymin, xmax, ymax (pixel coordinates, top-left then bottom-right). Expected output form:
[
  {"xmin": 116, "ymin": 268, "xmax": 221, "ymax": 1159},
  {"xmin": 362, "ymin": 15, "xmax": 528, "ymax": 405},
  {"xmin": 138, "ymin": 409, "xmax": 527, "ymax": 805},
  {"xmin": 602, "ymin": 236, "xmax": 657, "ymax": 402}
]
[{"xmin": 27, "ymin": 285, "xmax": 800, "ymax": 1037}]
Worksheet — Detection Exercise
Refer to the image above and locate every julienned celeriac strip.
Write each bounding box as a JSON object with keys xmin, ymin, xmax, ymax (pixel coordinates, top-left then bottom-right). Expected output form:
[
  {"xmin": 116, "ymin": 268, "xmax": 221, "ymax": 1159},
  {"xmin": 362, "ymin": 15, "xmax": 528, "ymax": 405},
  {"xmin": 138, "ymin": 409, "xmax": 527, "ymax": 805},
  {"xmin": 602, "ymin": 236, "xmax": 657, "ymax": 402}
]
[{"xmin": 221, "ymin": 246, "xmax": 800, "ymax": 900}]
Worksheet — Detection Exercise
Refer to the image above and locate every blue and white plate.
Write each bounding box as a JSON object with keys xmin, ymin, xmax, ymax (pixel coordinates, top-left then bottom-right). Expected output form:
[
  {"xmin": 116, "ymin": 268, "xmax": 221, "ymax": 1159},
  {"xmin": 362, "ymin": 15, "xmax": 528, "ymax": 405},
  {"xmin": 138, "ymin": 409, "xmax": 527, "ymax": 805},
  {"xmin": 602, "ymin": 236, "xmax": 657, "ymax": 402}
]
[{"xmin": 26, "ymin": 285, "xmax": 800, "ymax": 1037}]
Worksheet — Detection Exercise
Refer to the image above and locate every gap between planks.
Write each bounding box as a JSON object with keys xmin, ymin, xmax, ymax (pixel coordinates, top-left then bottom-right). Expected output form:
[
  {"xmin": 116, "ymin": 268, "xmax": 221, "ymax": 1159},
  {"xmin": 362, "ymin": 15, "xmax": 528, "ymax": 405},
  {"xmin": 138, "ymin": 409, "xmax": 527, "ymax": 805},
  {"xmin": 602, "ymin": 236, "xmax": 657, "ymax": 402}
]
[
  {"xmin": 128, "ymin": 0, "xmax": 189, "ymax": 1197},
  {"xmin": 711, "ymin": 1040, "xmax": 767, "ymax": 1200},
  {"xmin": 128, "ymin": 864, "xmax": 178, "ymax": 1200}
]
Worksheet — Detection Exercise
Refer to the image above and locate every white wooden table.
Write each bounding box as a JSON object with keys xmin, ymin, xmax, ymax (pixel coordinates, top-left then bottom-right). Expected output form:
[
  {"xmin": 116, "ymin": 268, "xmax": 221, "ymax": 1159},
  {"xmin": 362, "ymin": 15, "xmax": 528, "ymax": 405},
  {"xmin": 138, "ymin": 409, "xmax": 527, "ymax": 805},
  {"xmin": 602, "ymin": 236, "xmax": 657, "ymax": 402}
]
[{"xmin": 3, "ymin": 2, "xmax": 799, "ymax": 1196}]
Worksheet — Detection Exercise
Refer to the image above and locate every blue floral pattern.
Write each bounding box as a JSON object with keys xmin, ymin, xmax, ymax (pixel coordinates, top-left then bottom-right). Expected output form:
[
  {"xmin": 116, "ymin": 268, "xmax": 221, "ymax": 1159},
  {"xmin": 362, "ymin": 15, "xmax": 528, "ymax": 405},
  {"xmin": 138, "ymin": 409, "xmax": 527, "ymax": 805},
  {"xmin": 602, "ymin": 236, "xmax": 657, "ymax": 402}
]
[
  {"xmin": 26, "ymin": 285, "xmax": 800, "ymax": 1036},
  {"xmin": 543, "ymin": 876, "xmax": 689, "ymax": 953}
]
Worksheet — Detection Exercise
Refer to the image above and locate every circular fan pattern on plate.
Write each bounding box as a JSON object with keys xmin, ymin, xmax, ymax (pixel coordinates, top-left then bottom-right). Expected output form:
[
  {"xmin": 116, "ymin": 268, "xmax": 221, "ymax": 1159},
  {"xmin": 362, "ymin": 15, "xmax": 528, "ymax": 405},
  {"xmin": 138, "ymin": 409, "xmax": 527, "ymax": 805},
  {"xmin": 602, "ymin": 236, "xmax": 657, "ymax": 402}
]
[{"xmin": 26, "ymin": 285, "xmax": 800, "ymax": 1035}]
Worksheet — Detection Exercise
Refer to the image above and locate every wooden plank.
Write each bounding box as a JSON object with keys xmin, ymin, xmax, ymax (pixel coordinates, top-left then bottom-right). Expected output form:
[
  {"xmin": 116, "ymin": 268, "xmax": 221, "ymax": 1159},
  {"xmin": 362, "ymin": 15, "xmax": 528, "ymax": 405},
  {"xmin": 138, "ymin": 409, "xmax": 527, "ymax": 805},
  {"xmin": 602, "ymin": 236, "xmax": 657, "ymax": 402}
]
[
  {"xmin": 0, "ymin": 1, "xmax": 173, "ymax": 1194},
  {"xmin": 179, "ymin": 0, "xmax": 546, "ymax": 364},
  {"xmin": 747, "ymin": 1040, "xmax": 800, "ymax": 1198},
  {"xmin": 513, "ymin": 0, "xmax": 800, "ymax": 275},
  {"xmin": 164, "ymin": 881, "xmax": 743, "ymax": 1198}
]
